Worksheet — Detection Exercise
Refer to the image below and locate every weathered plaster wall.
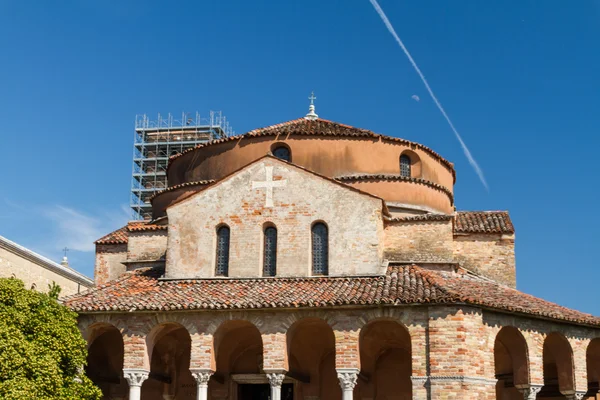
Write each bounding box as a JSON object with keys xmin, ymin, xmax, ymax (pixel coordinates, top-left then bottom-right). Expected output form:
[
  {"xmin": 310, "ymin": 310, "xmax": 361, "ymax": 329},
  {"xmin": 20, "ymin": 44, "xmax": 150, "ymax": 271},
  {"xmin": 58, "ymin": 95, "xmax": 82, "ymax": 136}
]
[
  {"xmin": 127, "ymin": 231, "xmax": 168, "ymax": 262},
  {"xmin": 95, "ymin": 244, "xmax": 127, "ymax": 285},
  {"xmin": 166, "ymin": 158, "xmax": 385, "ymax": 278},
  {"xmin": 0, "ymin": 245, "xmax": 89, "ymax": 296}
]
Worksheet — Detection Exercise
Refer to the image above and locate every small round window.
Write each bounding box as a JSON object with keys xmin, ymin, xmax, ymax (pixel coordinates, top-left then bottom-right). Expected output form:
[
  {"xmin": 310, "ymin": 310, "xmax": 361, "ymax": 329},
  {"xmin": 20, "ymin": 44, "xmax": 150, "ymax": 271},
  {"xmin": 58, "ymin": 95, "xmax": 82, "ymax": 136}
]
[{"xmin": 273, "ymin": 146, "xmax": 291, "ymax": 162}]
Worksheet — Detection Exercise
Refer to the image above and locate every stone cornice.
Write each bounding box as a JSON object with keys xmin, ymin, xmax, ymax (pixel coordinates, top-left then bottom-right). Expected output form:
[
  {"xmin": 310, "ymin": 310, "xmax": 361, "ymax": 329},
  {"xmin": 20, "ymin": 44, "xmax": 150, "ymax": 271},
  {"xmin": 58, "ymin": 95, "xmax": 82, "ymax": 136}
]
[{"xmin": 335, "ymin": 174, "xmax": 454, "ymax": 205}]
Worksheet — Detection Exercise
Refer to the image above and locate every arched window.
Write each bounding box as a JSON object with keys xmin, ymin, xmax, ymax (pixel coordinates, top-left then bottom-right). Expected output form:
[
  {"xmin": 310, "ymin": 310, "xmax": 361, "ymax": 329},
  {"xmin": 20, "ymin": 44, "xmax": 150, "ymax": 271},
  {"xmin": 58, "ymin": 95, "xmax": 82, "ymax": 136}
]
[
  {"xmin": 311, "ymin": 222, "xmax": 329, "ymax": 275},
  {"xmin": 215, "ymin": 225, "xmax": 230, "ymax": 276},
  {"xmin": 263, "ymin": 226, "xmax": 277, "ymax": 277},
  {"xmin": 273, "ymin": 145, "xmax": 291, "ymax": 162},
  {"xmin": 400, "ymin": 154, "xmax": 411, "ymax": 178}
]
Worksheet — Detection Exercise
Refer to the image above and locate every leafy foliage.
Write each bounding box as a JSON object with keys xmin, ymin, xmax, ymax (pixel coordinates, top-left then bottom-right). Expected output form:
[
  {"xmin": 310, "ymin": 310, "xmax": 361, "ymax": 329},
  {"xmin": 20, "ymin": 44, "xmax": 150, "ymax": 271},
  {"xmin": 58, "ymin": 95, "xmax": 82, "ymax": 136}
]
[{"xmin": 0, "ymin": 278, "xmax": 101, "ymax": 399}]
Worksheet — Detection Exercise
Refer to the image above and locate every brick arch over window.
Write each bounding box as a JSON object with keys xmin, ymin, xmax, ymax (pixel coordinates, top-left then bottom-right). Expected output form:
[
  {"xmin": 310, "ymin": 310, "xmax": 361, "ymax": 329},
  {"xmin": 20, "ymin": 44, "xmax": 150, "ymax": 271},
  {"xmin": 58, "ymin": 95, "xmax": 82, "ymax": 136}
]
[
  {"xmin": 357, "ymin": 319, "xmax": 412, "ymax": 399},
  {"xmin": 399, "ymin": 150, "xmax": 422, "ymax": 178},
  {"xmin": 86, "ymin": 323, "xmax": 127, "ymax": 398},
  {"xmin": 311, "ymin": 222, "xmax": 329, "ymax": 275},
  {"xmin": 143, "ymin": 322, "xmax": 194, "ymax": 399},
  {"xmin": 587, "ymin": 338, "xmax": 600, "ymax": 396},
  {"xmin": 494, "ymin": 326, "xmax": 530, "ymax": 399},
  {"xmin": 541, "ymin": 332, "xmax": 575, "ymax": 397},
  {"xmin": 215, "ymin": 224, "xmax": 230, "ymax": 276}
]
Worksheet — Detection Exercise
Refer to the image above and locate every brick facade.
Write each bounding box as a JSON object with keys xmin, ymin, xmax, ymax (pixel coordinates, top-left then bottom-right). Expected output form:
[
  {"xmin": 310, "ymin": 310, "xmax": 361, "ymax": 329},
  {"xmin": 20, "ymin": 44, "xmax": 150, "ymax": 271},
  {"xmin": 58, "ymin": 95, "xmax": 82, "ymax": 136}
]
[{"xmin": 80, "ymin": 305, "xmax": 600, "ymax": 400}]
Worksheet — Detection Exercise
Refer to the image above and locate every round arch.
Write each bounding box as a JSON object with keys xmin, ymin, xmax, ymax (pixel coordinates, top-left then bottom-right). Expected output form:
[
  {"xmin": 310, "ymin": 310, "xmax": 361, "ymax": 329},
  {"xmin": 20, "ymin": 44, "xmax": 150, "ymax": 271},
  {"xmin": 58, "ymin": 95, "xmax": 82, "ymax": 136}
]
[
  {"xmin": 358, "ymin": 318, "xmax": 412, "ymax": 400},
  {"xmin": 86, "ymin": 323, "xmax": 127, "ymax": 398},
  {"xmin": 587, "ymin": 338, "xmax": 600, "ymax": 396},
  {"xmin": 494, "ymin": 326, "xmax": 529, "ymax": 399},
  {"xmin": 286, "ymin": 317, "xmax": 339, "ymax": 399},
  {"xmin": 142, "ymin": 322, "xmax": 193, "ymax": 400},
  {"xmin": 540, "ymin": 332, "xmax": 575, "ymax": 398},
  {"xmin": 399, "ymin": 149, "xmax": 422, "ymax": 178}
]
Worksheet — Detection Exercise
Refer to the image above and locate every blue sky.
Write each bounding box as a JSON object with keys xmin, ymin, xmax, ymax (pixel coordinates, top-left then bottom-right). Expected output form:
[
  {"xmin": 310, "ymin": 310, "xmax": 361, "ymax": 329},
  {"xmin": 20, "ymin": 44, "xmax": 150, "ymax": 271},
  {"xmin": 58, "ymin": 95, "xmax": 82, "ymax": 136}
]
[{"xmin": 1, "ymin": 1, "xmax": 599, "ymax": 314}]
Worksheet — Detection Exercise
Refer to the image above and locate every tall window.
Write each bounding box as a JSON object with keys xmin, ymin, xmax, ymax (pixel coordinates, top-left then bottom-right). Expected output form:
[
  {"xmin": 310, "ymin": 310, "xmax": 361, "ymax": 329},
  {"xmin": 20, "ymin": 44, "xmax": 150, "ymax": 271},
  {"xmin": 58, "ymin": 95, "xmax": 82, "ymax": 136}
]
[
  {"xmin": 263, "ymin": 226, "xmax": 277, "ymax": 277},
  {"xmin": 273, "ymin": 146, "xmax": 291, "ymax": 162},
  {"xmin": 400, "ymin": 154, "xmax": 411, "ymax": 178},
  {"xmin": 215, "ymin": 225, "xmax": 230, "ymax": 276},
  {"xmin": 311, "ymin": 222, "xmax": 329, "ymax": 275}
]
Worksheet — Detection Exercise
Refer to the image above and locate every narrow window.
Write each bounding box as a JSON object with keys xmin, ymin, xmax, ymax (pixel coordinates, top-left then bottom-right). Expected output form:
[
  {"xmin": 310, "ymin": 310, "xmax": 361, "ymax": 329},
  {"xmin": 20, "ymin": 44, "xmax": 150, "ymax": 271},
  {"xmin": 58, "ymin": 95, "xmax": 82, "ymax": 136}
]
[
  {"xmin": 273, "ymin": 146, "xmax": 291, "ymax": 162},
  {"xmin": 215, "ymin": 225, "xmax": 230, "ymax": 276},
  {"xmin": 400, "ymin": 154, "xmax": 411, "ymax": 178},
  {"xmin": 263, "ymin": 226, "xmax": 277, "ymax": 277},
  {"xmin": 311, "ymin": 222, "xmax": 329, "ymax": 275}
]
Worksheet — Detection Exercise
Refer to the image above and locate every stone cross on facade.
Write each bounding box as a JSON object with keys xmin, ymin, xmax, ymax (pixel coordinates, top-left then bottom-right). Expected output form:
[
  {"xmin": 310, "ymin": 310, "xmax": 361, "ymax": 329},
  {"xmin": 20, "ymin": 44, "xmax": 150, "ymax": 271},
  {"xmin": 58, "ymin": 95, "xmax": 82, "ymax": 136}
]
[{"xmin": 252, "ymin": 165, "xmax": 287, "ymax": 207}]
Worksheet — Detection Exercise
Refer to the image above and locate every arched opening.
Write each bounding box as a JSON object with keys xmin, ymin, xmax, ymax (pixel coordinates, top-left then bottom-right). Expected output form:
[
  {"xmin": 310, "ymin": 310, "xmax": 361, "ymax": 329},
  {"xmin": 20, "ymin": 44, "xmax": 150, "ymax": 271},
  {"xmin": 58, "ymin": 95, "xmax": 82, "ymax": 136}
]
[
  {"xmin": 263, "ymin": 225, "xmax": 277, "ymax": 277},
  {"xmin": 311, "ymin": 222, "xmax": 328, "ymax": 276},
  {"xmin": 142, "ymin": 323, "xmax": 194, "ymax": 400},
  {"xmin": 287, "ymin": 318, "xmax": 339, "ymax": 399},
  {"xmin": 399, "ymin": 150, "xmax": 421, "ymax": 178},
  {"xmin": 271, "ymin": 144, "xmax": 291, "ymax": 162},
  {"xmin": 586, "ymin": 338, "xmax": 600, "ymax": 398},
  {"xmin": 494, "ymin": 326, "xmax": 529, "ymax": 400},
  {"xmin": 213, "ymin": 320, "xmax": 264, "ymax": 399},
  {"xmin": 539, "ymin": 333, "xmax": 575, "ymax": 399},
  {"xmin": 358, "ymin": 319, "xmax": 412, "ymax": 400},
  {"xmin": 86, "ymin": 323, "xmax": 127, "ymax": 399},
  {"xmin": 215, "ymin": 225, "xmax": 230, "ymax": 276}
]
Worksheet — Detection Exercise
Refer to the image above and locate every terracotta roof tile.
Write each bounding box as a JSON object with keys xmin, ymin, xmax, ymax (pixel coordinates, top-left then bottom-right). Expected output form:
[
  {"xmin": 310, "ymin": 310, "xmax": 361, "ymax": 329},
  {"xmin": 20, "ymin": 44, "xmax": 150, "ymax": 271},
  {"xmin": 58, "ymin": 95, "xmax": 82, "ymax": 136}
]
[
  {"xmin": 95, "ymin": 222, "xmax": 167, "ymax": 244},
  {"xmin": 169, "ymin": 118, "xmax": 455, "ymax": 177},
  {"xmin": 64, "ymin": 265, "xmax": 599, "ymax": 326},
  {"xmin": 95, "ymin": 226, "xmax": 128, "ymax": 244},
  {"xmin": 455, "ymin": 211, "xmax": 514, "ymax": 234},
  {"xmin": 387, "ymin": 214, "xmax": 453, "ymax": 223}
]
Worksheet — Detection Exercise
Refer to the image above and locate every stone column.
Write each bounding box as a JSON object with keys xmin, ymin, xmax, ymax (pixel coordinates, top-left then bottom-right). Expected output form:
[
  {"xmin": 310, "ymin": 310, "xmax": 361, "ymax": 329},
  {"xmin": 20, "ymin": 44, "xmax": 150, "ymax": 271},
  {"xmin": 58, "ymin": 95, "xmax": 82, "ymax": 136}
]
[
  {"xmin": 337, "ymin": 368, "xmax": 359, "ymax": 400},
  {"xmin": 266, "ymin": 371, "xmax": 286, "ymax": 400},
  {"xmin": 123, "ymin": 368, "xmax": 149, "ymax": 400},
  {"xmin": 516, "ymin": 384, "xmax": 542, "ymax": 400},
  {"xmin": 191, "ymin": 369, "xmax": 213, "ymax": 400}
]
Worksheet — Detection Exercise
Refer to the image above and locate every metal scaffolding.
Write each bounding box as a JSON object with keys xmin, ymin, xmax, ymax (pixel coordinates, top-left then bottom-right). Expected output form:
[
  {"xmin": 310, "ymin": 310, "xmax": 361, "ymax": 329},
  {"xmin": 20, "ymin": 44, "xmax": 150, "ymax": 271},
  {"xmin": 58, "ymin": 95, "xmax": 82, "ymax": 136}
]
[{"xmin": 130, "ymin": 111, "xmax": 234, "ymax": 220}]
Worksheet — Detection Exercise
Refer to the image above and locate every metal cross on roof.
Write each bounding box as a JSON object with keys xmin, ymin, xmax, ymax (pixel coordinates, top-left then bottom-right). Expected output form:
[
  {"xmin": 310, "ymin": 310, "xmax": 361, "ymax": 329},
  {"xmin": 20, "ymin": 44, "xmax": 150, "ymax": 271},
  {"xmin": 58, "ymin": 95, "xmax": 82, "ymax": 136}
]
[
  {"xmin": 63, "ymin": 247, "xmax": 69, "ymax": 257},
  {"xmin": 305, "ymin": 91, "xmax": 319, "ymax": 120}
]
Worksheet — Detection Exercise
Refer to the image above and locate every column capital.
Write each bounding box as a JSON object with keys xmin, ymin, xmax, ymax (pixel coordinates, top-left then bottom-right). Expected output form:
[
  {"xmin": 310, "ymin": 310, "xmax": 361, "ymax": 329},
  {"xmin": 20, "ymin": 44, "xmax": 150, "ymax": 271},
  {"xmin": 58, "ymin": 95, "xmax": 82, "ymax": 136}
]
[
  {"xmin": 190, "ymin": 369, "xmax": 214, "ymax": 387},
  {"xmin": 337, "ymin": 368, "xmax": 359, "ymax": 391},
  {"xmin": 265, "ymin": 370, "xmax": 286, "ymax": 388},
  {"xmin": 123, "ymin": 368, "xmax": 149, "ymax": 387},
  {"xmin": 516, "ymin": 384, "xmax": 542, "ymax": 400}
]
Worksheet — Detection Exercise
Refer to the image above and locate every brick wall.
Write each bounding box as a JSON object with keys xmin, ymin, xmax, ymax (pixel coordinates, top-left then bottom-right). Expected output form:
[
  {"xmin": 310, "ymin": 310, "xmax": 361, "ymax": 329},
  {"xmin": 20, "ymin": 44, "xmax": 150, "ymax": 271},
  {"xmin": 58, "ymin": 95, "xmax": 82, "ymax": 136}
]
[
  {"xmin": 453, "ymin": 233, "xmax": 516, "ymax": 287},
  {"xmin": 383, "ymin": 220, "xmax": 454, "ymax": 263},
  {"xmin": 166, "ymin": 158, "xmax": 385, "ymax": 279},
  {"xmin": 79, "ymin": 305, "xmax": 600, "ymax": 398},
  {"xmin": 127, "ymin": 231, "xmax": 167, "ymax": 262},
  {"xmin": 95, "ymin": 244, "xmax": 127, "ymax": 285}
]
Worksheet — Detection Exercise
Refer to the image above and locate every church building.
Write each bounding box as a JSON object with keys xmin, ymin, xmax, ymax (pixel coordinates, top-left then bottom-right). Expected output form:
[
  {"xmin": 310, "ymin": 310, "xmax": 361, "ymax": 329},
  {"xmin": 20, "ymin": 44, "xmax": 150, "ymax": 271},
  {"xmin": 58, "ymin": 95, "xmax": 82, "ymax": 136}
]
[{"xmin": 66, "ymin": 102, "xmax": 600, "ymax": 400}]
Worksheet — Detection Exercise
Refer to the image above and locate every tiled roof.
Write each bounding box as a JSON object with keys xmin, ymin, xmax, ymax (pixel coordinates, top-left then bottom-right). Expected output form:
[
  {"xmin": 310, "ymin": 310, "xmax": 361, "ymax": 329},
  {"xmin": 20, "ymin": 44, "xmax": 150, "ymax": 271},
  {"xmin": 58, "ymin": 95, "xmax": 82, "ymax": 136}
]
[
  {"xmin": 149, "ymin": 180, "xmax": 215, "ymax": 202},
  {"xmin": 64, "ymin": 265, "xmax": 600, "ymax": 326},
  {"xmin": 169, "ymin": 118, "xmax": 454, "ymax": 176},
  {"xmin": 95, "ymin": 226, "xmax": 129, "ymax": 244},
  {"xmin": 387, "ymin": 214, "xmax": 453, "ymax": 223},
  {"xmin": 336, "ymin": 174, "xmax": 454, "ymax": 205},
  {"xmin": 454, "ymin": 211, "xmax": 514, "ymax": 234},
  {"xmin": 95, "ymin": 222, "xmax": 167, "ymax": 244}
]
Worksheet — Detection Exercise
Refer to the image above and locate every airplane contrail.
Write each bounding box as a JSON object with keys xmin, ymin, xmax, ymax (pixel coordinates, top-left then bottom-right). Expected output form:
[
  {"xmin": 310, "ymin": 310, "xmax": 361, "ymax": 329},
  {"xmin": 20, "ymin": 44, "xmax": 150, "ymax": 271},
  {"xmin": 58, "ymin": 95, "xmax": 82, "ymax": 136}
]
[{"xmin": 369, "ymin": 0, "xmax": 489, "ymax": 191}]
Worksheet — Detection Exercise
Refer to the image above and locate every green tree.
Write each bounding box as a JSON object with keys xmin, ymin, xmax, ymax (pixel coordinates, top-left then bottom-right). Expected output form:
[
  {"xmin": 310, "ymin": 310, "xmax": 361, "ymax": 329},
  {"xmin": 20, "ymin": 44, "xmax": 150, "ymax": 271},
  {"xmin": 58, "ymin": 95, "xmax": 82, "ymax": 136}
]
[{"xmin": 0, "ymin": 278, "xmax": 101, "ymax": 400}]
